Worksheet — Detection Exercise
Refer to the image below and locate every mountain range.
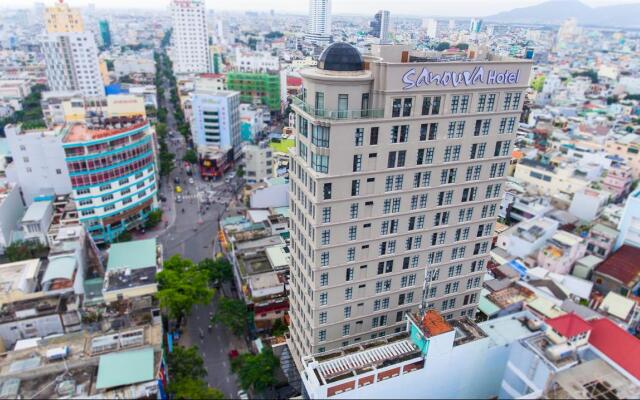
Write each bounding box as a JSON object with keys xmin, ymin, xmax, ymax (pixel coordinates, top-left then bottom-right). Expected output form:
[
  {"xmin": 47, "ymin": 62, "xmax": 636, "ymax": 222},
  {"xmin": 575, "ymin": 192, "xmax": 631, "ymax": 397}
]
[{"xmin": 486, "ymin": 0, "xmax": 640, "ymax": 28}]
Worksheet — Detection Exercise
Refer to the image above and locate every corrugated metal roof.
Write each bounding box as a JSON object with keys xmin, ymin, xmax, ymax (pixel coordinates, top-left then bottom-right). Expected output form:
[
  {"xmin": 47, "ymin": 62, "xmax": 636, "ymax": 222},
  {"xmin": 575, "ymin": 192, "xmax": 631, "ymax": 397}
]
[
  {"xmin": 107, "ymin": 238, "xmax": 156, "ymax": 271},
  {"xmin": 95, "ymin": 347, "xmax": 154, "ymax": 389}
]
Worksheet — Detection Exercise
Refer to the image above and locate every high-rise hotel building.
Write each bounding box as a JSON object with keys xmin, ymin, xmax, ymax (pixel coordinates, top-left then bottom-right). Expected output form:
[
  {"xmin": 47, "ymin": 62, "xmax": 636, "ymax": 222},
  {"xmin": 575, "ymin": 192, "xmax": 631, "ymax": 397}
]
[
  {"xmin": 306, "ymin": 0, "xmax": 332, "ymax": 45},
  {"xmin": 170, "ymin": 0, "xmax": 210, "ymax": 74},
  {"xmin": 287, "ymin": 44, "xmax": 532, "ymax": 357},
  {"xmin": 41, "ymin": 0, "xmax": 105, "ymax": 97}
]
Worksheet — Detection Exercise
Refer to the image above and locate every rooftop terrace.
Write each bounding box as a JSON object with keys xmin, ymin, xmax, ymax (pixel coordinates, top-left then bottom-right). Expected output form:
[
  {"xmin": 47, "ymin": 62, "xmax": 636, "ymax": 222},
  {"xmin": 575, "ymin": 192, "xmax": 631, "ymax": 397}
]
[{"xmin": 62, "ymin": 118, "xmax": 147, "ymax": 143}]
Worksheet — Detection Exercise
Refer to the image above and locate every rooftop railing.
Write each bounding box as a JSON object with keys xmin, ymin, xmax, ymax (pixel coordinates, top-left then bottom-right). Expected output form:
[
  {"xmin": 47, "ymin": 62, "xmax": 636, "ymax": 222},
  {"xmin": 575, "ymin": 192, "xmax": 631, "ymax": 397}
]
[{"xmin": 292, "ymin": 96, "xmax": 384, "ymax": 120}]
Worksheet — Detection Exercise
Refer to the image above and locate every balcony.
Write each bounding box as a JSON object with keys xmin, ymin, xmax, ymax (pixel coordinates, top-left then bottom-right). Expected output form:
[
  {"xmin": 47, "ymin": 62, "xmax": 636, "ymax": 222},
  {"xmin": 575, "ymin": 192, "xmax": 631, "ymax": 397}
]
[{"xmin": 292, "ymin": 96, "xmax": 384, "ymax": 120}]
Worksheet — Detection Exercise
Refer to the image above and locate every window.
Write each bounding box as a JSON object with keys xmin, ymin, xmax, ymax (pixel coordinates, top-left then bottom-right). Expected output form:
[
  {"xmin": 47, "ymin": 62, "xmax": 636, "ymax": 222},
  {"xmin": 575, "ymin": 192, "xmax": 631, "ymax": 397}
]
[
  {"xmin": 503, "ymin": 92, "xmax": 512, "ymax": 111},
  {"xmin": 440, "ymin": 168, "xmax": 457, "ymax": 184},
  {"xmin": 403, "ymin": 98, "xmax": 413, "ymax": 116},
  {"xmin": 487, "ymin": 94, "xmax": 496, "ymax": 111},
  {"xmin": 345, "ymin": 287, "xmax": 353, "ymax": 300},
  {"xmin": 421, "ymin": 95, "xmax": 441, "ymax": 115},
  {"xmin": 312, "ymin": 125, "xmax": 330, "ymax": 147},
  {"xmin": 346, "ymin": 267, "xmax": 354, "ymax": 281},
  {"xmin": 477, "ymin": 94, "xmax": 487, "ymax": 112},
  {"xmin": 417, "ymin": 148, "xmax": 434, "ymax": 165},
  {"xmin": 338, "ymin": 94, "xmax": 349, "ymax": 118},
  {"xmin": 320, "ymin": 272, "xmax": 328, "ymax": 286},
  {"xmin": 512, "ymin": 92, "xmax": 521, "ymax": 110},
  {"xmin": 370, "ymin": 127, "xmax": 379, "ymax": 145},
  {"xmin": 311, "ymin": 153, "xmax": 329, "ymax": 173},
  {"xmin": 447, "ymin": 121, "xmax": 465, "ymax": 138},
  {"xmin": 319, "ymin": 330, "xmax": 326, "ymax": 341},
  {"xmin": 321, "ymin": 229, "xmax": 330, "ymax": 245},
  {"xmin": 322, "ymin": 207, "xmax": 331, "ymax": 222},
  {"xmin": 474, "ymin": 119, "xmax": 491, "ymax": 136},
  {"xmin": 348, "ymin": 226, "xmax": 357, "ymax": 240},
  {"xmin": 355, "ymin": 128, "xmax": 364, "ymax": 146},
  {"xmin": 350, "ymin": 203, "xmax": 358, "ymax": 219},
  {"xmin": 353, "ymin": 155, "xmax": 362, "ymax": 172},
  {"xmin": 390, "ymin": 125, "xmax": 409, "ymax": 143},
  {"xmin": 321, "ymin": 252, "xmax": 329, "ymax": 267},
  {"xmin": 351, "ymin": 179, "xmax": 360, "ymax": 196},
  {"xmin": 420, "ymin": 123, "xmax": 438, "ymax": 141},
  {"xmin": 320, "ymin": 292, "xmax": 328, "ymax": 306},
  {"xmin": 394, "ymin": 175, "xmax": 404, "ymax": 190},
  {"xmin": 319, "ymin": 312, "xmax": 327, "ymax": 324},
  {"xmin": 450, "ymin": 95, "xmax": 460, "ymax": 113},
  {"xmin": 347, "ymin": 247, "xmax": 356, "ymax": 261},
  {"xmin": 315, "ymin": 91, "xmax": 324, "ymax": 111},
  {"xmin": 392, "ymin": 98, "xmax": 402, "ymax": 117},
  {"xmin": 444, "ymin": 145, "xmax": 461, "ymax": 162},
  {"xmin": 323, "ymin": 183, "xmax": 332, "ymax": 200},
  {"xmin": 344, "ymin": 306, "xmax": 352, "ymax": 318}
]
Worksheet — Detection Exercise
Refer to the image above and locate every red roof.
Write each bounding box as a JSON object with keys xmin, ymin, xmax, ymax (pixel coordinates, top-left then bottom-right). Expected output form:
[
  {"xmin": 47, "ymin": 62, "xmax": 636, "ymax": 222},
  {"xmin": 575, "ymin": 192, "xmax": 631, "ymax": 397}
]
[
  {"xmin": 589, "ymin": 318, "xmax": 640, "ymax": 380},
  {"xmin": 286, "ymin": 76, "xmax": 303, "ymax": 87},
  {"xmin": 545, "ymin": 313, "xmax": 591, "ymax": 338},
  {"xmin": 595, "ymin": 245, "xmax": 640, "ymax": 286}
]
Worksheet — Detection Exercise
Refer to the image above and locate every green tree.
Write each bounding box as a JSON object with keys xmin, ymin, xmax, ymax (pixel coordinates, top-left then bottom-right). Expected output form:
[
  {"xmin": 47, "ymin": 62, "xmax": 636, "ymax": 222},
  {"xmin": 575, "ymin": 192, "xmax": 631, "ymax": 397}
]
[
  {"xmin": 212, "ymin": 297, "xmax": 248, "ymax": 335},
  {"xmin": 167, "ymin": 346, "xmax": 224, "ymax": 399},
  {"xmin": 114, "ymin": 231, "xmax": 133, "ymax": 243},
  {"xmin": 198, "ymin": 258, "xmax": 233, "ymax": 285},
  {"xmin": 435, "ymin": 42, "xmax": 450, "ymax": 51},
  {"xmin": 155, "ymin": 122, "xmax": 168, "ymax": 138},
  {"xmin": 455, "ymin": 43, "xmax": 469, "ymax": 50},
  {"xmin": 170, "ymin": 379, "xmax": 224, "ymax": 399},
  {"xmin": 183, "ymin": 149, "xmax": 198, "ymax": 164},
  {"xmin": 157, "ymin": 255, "xmax": 214, "ymax": 327},
  {"xmin": 4, "ymin": 240, "xmax": 48, "ymax": 262},
  {"xmin": 271, "ymin": 318, "xmax": 288, "ymax": 337},
  {"xmin": 157, "ymin": 107, "xmax": 167, "ymax": 123},
  {"xmin": 236, "ymin": 165, "xmax": 245, "ymax": 178},
  {"xmin": 231, "ymin": 349, "xmax": 280, "ymax": 393},
  {"xmin": 145, "ymin": 209, "xmax": 163, "ymax": 229}
]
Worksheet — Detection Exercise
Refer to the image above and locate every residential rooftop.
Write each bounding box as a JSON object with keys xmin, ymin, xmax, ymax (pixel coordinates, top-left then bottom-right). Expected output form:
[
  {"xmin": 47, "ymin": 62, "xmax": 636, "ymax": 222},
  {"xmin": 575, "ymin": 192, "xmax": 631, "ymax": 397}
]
[{"xmin": 62, "ymin": 118, "xmax": 147, "ymax": 143}]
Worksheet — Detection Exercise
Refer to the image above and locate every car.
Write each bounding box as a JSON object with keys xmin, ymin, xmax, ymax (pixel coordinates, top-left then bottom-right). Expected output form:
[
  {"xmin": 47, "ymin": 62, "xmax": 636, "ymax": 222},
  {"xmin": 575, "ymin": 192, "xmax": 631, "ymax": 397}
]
[
  {"xmin": 159, "ymin": 194, "xmax": 167, "ymax": 202},
  {"xmin": 176, "ymin": 195, "xmax": 183, "ymax": 203},
  {"xmin": 188, "ymin": 177, "xmax": 195, "ymax": 185},
  {"xmin": 175, "ymin": 186, "xmax": 182, "ymax": 193},
  {"xmin": 237, "ymin": 390, "xmax": 249, "ymax": 400},
  {"xmin": 174, "ymin": 177, "xmax": 180, "ymax": 184}
]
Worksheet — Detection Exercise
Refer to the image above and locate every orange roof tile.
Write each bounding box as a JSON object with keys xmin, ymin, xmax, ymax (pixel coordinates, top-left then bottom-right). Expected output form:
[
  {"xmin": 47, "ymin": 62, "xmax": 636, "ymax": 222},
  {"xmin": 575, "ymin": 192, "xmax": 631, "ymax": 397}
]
[{"xmin": 420, "ymin": 310, "xmax": 453, "ymax": 337}]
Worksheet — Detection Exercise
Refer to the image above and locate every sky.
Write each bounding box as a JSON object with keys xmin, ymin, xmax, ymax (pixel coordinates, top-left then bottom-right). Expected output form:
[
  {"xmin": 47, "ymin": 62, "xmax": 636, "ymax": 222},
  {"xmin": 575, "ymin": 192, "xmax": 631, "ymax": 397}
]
[{"xmin": 0, "ymin": 0, "xmax": 636, "ymax": 17}]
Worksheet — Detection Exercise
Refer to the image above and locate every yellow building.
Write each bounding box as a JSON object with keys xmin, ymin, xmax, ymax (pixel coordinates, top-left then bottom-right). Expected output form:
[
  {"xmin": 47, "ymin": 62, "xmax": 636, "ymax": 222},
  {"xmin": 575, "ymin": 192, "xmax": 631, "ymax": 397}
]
[
  {"xmin": 45, "ymin": 0, "xmax": 84, "ymax": 33},
  {"xmin": 58, "ymin": 94, "xmax": 146, "ymax": 125}
]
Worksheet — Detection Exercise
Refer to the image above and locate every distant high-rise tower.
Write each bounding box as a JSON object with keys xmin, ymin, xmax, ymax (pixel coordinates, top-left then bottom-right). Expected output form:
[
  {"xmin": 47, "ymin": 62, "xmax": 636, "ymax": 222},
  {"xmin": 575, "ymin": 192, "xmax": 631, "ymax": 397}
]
[
  {"xmin": 170, "ymin": 0, "xmax": 210, "ymax": 74},
  {"xmin": 423, "ymin": 18, "xmax": 438, "ymax": 39},
  {"xmin": 306, "ymin": 0, "xmax": 331, "ymax": 45},
  {"xmin": 99, "ymin": 19, "xmax": 111, "ymax": 48},
  {"xmin": 41, "ymin": 0, "xmax": 105, "ymax": 97},
  {"xmin": 469, "ymin": 18, "xmax": 482, "ymax": 33},
  {"xmin": 370, "ymin": 10, "xmax": 390, "ymax": 44}
]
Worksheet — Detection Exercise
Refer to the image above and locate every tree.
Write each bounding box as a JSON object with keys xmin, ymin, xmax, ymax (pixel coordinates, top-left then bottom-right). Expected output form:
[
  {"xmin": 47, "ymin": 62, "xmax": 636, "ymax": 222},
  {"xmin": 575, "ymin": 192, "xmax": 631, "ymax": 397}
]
[
  {"xmin": 198, "ymin": 258, "xmax": 233, "ymax": 285},
  {"xmin": 169, "ymin": 379, "xmax": 224, "ymax": 399},
  {"xmin": 183, "ymin": 149, "xmax": 198, "ymax": 164},
  {"xmin": 114, "ymin": 230, "xmax": 133, "ymax": 243},
  {"xmin": 271, "ymin": 318, "xmax": 288, "ymax": 337},
  {"xmin": 455, "ymin": 43, "xmax": 469, "ymax": 50},
  {"xmin": 435, "ymin": 42, "xmax": 450, "ymax": 51},
  {"xmin": 167, "ymin": 346, "xmax": 224, "ymax": 400},
  {"xmin": 4, "ymin": 240, "xmax": 48, "ymax": 262},
  {"xmin": 231, "ymin": 349, "xmax": 280, "ymax": 393},
  {"xmin": 157, "ymin": 255, "xmax": 214, "ymax": 327},
  {"xmin": 168, "ymin": 346, "xmax": 207, "ymax": 382},
  {"xmin": 145, "ymin": 209, "xmax": 163, "ymax": 229},
  {"xmin": 236, "ymin": 165, "xmax": 245, "ymax": 178},
  {"xmin": 212, "ymin": 297, "xmax": 249, "ymax": 335}
]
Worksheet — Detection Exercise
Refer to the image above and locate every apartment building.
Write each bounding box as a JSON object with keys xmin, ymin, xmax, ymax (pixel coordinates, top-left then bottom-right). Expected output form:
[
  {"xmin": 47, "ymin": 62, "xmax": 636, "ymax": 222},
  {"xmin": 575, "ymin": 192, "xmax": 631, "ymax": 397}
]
[
  {"xmin": 605, "ymin": 134, "xmax": 640, "ymax": 179},
  {"xmin": 190, "ymin": 89, "xmax": 241, "ymax": 158},
  {"xmin": 287, "ymin": 43, "xmax": 532, "ymax": 358},
  {"xmin": 170, "ymin": 0, "xmax": 210, "ymax": 74},
  {"xmin": 41, "ymin": 1, "xmax": 105, "ymax": 97},
  {"xmin": 306, "ymin": 0, "xmax": 332, "ymax": 44}
]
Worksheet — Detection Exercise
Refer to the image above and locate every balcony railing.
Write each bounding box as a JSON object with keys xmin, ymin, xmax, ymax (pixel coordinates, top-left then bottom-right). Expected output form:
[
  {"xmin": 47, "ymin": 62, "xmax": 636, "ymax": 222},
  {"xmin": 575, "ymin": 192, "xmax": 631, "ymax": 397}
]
[{"xmin": 292, "ymin": 96, "xmax": 384, "ymax": 120}]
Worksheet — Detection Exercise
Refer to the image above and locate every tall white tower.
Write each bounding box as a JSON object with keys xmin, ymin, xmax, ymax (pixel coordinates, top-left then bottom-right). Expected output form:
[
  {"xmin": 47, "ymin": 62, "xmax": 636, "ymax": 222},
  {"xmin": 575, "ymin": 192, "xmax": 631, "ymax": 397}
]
[
  {"xmin": 306, "ymin": 0, "xmax": 331, "ymax": 45},
  {"xmin": 41, "ymin": 0, "xmax": 105, "ymax": 97},
  {"xmin": 171, "ymin": 0, "xmax": 210, "ymax": 74}
]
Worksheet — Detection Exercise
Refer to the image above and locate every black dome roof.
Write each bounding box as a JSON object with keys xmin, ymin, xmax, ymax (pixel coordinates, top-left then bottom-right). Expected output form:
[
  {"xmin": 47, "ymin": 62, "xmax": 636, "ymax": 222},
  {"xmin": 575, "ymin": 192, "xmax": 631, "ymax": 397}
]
[{"xmin": 318, "ymin": 43, "xmax": 364, "ymax": 72}]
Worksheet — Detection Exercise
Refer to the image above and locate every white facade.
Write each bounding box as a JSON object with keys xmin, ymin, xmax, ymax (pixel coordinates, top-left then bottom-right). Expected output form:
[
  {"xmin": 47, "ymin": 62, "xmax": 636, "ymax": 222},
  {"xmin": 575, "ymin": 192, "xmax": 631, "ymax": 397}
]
[
  {"xmin": 235, "ymin": 49, "xmax": 279, "ymax": 73},
  {"xmin": 41, "ymin": 31, "xmax": 105, "ymax": 98},
  {"xmin": 4, "ymin": 125, "xmax": 72, "ymax": 204},
  {"xmin": 615, "ymin": 188, "xmax": 640, "ymax": 250},
  {"xmin": 170, "ymin": 0, "xmax": 210, "ymax": 74},
  {"xmin": 114, "ymin": 56, "xmax": 156, "ymax": 77},
  {"xmin": 191, "ymin": 90, "xmax": 241, "ymax": 156},
  {"xmin": 423, "ymin": 18, "xmax": 438, "ymax": 39},
  {"xmin": 497, "ymin": 217, "xmax": 559, "ymax": 259},
  {"xmin": 568, "ymin": 188, "xmax": 610, "ymax": 222},
  {"xmin": 0, "ymin": 184, "xmax": 25, "ymax": 255},
  {"xmin": 243, "ymin": 143, "xmax": 273, "ymax": 184},
  {"xmin": 306, "ymin": 0, "xmax": 331, "ymax": 44}
]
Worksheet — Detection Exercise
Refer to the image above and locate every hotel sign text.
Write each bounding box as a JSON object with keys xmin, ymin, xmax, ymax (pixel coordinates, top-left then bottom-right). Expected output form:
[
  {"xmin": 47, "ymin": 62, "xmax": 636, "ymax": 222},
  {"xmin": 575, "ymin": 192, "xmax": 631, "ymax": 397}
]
[{"xmin": 402, "ymin": 66, "xmax": 521, "ymax": 90}]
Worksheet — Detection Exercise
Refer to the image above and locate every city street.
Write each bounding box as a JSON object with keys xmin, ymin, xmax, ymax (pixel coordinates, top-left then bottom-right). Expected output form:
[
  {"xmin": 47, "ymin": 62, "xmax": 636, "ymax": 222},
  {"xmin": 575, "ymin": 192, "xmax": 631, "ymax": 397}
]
[{"xmin": 154, "ymin": 63, "xmax": 244, "ymax": 398}]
